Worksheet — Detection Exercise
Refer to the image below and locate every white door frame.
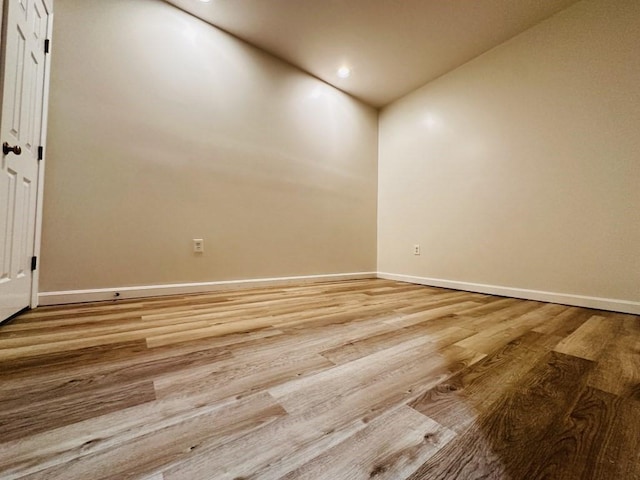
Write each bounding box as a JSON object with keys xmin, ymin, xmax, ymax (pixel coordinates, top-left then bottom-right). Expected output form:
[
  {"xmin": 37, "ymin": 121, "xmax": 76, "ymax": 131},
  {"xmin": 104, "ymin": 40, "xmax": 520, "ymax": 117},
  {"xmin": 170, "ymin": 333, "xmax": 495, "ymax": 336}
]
[{"xmin": 29, "ymin": 0, "xmax": 54, "ymax": 308}]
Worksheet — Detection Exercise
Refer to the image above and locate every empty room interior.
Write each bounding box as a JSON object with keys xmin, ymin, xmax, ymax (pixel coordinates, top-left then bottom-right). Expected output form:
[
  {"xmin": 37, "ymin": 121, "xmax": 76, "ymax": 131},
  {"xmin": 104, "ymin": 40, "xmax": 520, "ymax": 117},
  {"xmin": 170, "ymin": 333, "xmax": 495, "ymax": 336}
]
[{"xmin": 0, "ymin": 0, "xmax": 639, "ymax": 478}]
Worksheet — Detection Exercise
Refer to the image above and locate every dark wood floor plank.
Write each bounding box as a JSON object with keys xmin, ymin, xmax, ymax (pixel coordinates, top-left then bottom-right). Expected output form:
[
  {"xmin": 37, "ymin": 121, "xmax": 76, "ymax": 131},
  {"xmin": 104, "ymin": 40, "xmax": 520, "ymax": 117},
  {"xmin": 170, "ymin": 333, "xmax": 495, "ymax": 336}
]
[
  {"xmin": 407, "ymin": 351, "xmax": 594, "ymax": 479},
  {"xmin": 0, "ymin": 380, "xmax": 156, "ymax": 442},
  {"xmin": 0, "ymin": 339, "xmax": 148, "ymax": 376},
  {"xmin": 0, "ymin": 342, "xmax": 231, "ymax": 409},
  {"xmin": 410, "ymin": 330, "xmax": 552, "ymax": 432},
  {"xmin": 519, "ymin": 386, "xmax": 640, "ymax": 480},
  {"xmin": 0, "ymin": 319, "xmax": 224, "ymax": 361},
  {"xmin": 591, "ymin": 390, "xmax": 640, "ymax": 480}
]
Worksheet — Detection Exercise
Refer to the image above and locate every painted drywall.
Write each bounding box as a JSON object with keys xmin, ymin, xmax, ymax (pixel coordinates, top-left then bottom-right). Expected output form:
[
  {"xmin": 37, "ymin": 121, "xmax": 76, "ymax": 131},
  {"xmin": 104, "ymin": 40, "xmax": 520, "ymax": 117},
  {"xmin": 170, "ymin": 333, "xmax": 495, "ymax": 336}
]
[
  {"xmin": 0, "ymin": 0, "xmax": 3, "ymax": 61},
  {"xmin": 40, "ymin": 0, "xmax": 378, "ymax": 291},
  {"xmin": 378, "ymin": 0, "xmax": 640, "ymax": 303}
]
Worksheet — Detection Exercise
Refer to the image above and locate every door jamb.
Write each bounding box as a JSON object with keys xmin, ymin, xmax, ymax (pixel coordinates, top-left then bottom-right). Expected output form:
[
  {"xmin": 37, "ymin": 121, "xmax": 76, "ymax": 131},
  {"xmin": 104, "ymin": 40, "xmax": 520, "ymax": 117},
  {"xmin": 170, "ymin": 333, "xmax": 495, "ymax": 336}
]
[{"xmin": 30, "ymin": 0, "xmax": 54, "ymax": 308}]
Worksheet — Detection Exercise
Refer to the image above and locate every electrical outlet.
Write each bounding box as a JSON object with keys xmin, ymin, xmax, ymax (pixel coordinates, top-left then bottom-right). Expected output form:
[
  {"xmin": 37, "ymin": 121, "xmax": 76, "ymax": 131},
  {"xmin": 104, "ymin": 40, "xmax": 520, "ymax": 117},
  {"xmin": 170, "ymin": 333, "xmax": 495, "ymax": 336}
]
[
  {"xmin": 193, "ymin": 238, "xmax": 204, "ymax": 253},
  {"xmin": 413, "ymin": 244, "xmax": 421, "ymax": 255}
]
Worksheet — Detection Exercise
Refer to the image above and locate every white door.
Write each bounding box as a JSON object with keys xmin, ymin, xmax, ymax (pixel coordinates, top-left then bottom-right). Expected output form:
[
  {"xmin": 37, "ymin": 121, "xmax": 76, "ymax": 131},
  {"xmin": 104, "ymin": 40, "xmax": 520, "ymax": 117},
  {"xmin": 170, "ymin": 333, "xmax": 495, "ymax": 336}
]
[{"xmin": 0, "ymin": 0, "xmax": 51, "ymax": 321}]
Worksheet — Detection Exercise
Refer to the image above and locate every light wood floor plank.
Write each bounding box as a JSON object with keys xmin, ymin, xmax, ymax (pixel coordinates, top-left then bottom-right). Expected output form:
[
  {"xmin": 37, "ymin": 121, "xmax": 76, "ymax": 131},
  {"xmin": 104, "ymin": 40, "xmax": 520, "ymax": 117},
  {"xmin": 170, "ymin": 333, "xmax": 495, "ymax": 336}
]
[
  {"xmin": 586, "ymin": 313, "xmax": 640, "ymax": 399},
  {"xmin": 280, "ymin": 406, "xmax": 455, "ymax": 480},
  {"xmin": 18, "ymin": 392, "xmax": 286, "ymax": 480},
  {"xmin": 0, "ymin": 279, "xmax": 637, "ymax": 480},
  {"xmin": 553, "ymin": 315, "xmax": 619, "ymax": 361}
]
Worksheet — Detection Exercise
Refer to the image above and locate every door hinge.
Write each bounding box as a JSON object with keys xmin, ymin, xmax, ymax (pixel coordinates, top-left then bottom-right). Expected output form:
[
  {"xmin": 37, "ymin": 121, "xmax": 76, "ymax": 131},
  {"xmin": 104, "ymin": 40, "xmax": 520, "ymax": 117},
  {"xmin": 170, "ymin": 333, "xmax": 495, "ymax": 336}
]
[
  {"xmin": 44, "ymin": 39, "xmax": 50, "ymax": 54},
  {"xmin": 31, "ymin": 256, "xmax": 37, "ymax": 271},
  {"xmin": 38, "ymin": 146, "xmax": 44, "ymax": 161}
]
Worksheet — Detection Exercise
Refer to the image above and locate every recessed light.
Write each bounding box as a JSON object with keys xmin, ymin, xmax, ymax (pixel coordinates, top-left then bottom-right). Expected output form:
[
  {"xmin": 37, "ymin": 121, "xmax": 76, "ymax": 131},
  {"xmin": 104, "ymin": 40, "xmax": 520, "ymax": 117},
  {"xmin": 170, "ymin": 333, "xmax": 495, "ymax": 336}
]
[
  {"xmin": 199, "ymin": 0, "xmax": 211, "ymax": 3},
  {"xmin": 337, "ymin": 66, "xmax": 351, "ymax": 78}
]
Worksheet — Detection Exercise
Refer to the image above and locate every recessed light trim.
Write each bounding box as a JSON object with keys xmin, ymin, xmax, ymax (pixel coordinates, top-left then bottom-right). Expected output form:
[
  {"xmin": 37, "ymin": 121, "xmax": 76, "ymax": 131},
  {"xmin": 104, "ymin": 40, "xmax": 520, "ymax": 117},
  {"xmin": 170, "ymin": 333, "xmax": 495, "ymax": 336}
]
[{"xmin": 337, "ymin": 66, "xmax": 351, "ymax": 78}]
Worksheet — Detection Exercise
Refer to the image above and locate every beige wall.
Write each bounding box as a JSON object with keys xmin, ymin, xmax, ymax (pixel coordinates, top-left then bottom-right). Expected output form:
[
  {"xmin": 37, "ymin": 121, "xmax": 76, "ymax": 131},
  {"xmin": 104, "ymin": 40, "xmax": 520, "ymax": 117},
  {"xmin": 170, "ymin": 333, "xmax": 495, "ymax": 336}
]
[
  {"xmin": 0, "ymin": 1, "xmax": 3, "ymax": 56},
  {"xmin": 41, "ymin": 0, "xmax": 639, "ymax": 306},
  {"xmin": 378, "ymin": 0, "xmax": 640, "ymax": 302},
  {"xmin": 40, "ymin": 0, "xmax": 378, "ymax": 291}
]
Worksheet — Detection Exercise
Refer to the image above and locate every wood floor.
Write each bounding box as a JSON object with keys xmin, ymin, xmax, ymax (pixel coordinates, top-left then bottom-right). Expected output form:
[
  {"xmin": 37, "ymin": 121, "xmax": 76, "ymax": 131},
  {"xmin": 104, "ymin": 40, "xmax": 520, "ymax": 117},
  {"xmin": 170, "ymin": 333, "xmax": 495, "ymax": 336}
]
[{"xmin": 0, "ymin": 279, "xmax": 638, "ymax": 480}]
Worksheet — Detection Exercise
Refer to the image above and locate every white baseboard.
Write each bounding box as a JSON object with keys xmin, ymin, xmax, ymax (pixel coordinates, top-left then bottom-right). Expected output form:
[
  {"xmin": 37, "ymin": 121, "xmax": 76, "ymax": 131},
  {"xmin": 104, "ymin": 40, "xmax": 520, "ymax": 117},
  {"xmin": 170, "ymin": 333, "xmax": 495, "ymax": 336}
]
[
  {"xmin": 377, "ymin": 272, "xmax": 640, "ymax": 315},
  {"xmin": 37, "ymin": 270, "xmax": 640, "ymax": 315},
  {"xmin": 38, "ymin": 272, "xmax": 377, "ymax": 306}
]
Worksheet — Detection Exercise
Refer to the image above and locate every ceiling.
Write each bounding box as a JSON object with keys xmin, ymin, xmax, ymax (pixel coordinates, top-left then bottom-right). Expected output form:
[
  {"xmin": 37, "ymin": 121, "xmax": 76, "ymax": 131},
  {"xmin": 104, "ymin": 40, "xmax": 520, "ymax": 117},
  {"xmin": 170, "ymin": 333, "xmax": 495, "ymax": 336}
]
[{"xmin": 164, "ymin": 0, "xmax": 581, "ymax": 107}]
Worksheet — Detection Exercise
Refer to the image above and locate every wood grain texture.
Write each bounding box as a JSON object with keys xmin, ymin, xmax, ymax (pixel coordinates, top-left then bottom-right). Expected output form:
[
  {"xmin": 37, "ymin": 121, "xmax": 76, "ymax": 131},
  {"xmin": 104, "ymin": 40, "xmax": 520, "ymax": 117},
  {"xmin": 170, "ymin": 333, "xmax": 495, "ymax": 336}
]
[
  {"xmin": 407, "ymin": 351, "xmax": 595, "ymax": 479},
  {"xmin": 0, "ymin": 379, "xmax": 157, "ymax": 442},
  {"xmin": 553, "ymin": 315, "xmax": 619, "ymax": 361},
  {"xmin": 519, "ymin": 386, "xmax": 640, "ymax": 480},
  {"xmin": 586, "ymin": 313, "xmax": 640, "ymax": 400},
  {"xmin": 19, "ymin": 392, "xmax": 286, "ymax": 480},
  {"xmin": 0, "ymin": 279, "xmax": 637, "ymax": 479},
  {"xmin": 280, "ymin": 406, "xmax": 455, "ymax": 480},
  {"xmin": 410, "ymin": 330, "xmax": 554, "ymax": 433},
  {"xmin": 0, "ymin": 340, "xmax": 232, "ymax": 410}
]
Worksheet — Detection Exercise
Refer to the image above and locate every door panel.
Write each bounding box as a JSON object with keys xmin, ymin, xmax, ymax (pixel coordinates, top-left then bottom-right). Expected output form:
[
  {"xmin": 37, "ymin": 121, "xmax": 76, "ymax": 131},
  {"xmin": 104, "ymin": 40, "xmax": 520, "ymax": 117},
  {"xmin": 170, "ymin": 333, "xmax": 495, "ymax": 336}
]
[
  {"xmin": 19, "ymin": 177, "xmax": 34, "ymax": 276},
  {"xmin": 1, "ymin": 169, "xmax": 16, "ymax": 281},
  {"xmin": 8, "ymin": 26, "xmax": 26, "ymax": 139},
  {"xmin": 0, "ymin": 0, "xmax": 51, "ymax": 321}
]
